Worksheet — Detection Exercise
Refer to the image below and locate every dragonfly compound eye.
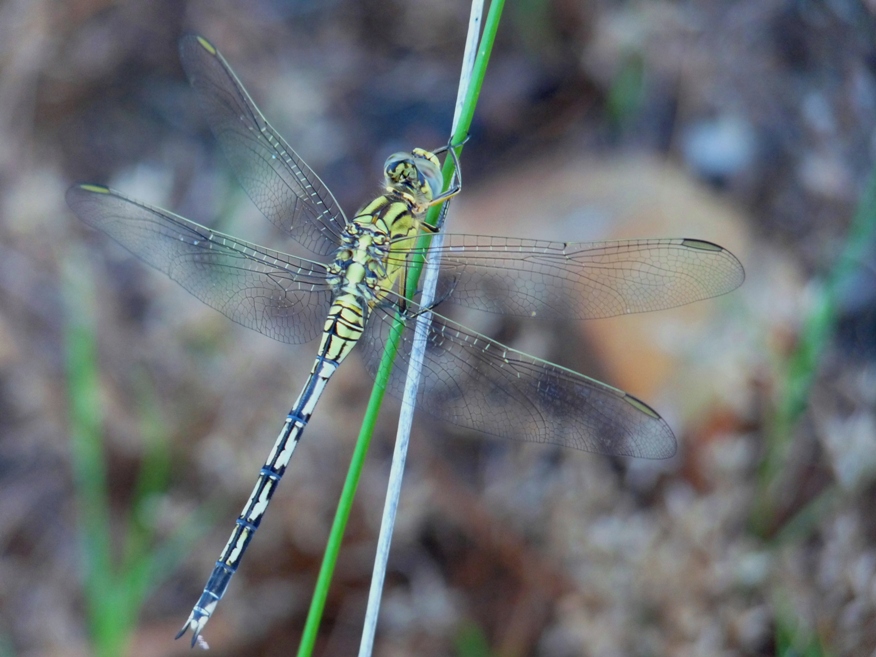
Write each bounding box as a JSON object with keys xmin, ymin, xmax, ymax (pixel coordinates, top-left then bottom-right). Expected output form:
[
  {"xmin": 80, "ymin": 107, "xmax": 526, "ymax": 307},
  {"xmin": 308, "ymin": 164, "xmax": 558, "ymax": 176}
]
[
  {"xmin": 384, "ymin": 151, "xmax": 443, "ymax": 199},
  {"xmin": 415, "ymin": 159, "xmax": 443, "ymax": 200},
  {"xmin": 384, "ymin": 152, "xmax": 413, "ymax": 184}
]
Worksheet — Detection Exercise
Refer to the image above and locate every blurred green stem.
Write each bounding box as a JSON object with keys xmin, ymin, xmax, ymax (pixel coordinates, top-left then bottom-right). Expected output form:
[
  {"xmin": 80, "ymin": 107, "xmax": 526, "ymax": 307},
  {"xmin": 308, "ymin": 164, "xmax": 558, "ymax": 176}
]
[
  {"xmin": 753, "ymin": 168, "xmax": 876, "ymax": 535},
  {"xmin": 63, "ymin": 250, "xmax": 208, "ymax": 655},
  {"xmin": 64, "ymin": 251, "xmax": 129, "ymax": 656}
]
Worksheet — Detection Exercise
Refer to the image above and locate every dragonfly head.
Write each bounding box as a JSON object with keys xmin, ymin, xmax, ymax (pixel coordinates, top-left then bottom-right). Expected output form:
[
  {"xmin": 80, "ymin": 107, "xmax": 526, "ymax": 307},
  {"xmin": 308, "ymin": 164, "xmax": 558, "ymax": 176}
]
[{"xmin": 384, "ymin": 149, "xmax": 443, "ymax": 204}]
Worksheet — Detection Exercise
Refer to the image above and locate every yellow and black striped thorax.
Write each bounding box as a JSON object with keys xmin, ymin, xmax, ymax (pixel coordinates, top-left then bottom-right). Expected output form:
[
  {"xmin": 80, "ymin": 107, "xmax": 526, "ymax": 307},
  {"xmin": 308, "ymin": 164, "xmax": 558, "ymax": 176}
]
[
  {"xmin": 326, "ymin": 195, "xmax": 417, "ymax": 311},
  {"xmin": 318, "ymin": 196, "xmax": 417, "ymax": 364},
  {"xmin": 326, "ymin": 148, "xmax": 443, "ymax": 310}
]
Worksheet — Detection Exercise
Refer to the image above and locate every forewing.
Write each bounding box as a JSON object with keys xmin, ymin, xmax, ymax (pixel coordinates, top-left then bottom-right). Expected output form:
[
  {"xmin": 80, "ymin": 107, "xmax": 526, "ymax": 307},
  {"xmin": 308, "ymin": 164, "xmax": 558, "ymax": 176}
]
[
  {"xmin": 388, "ymin": 235, "xmax": 744, "ymax": 320},
  {"xmin": 359, "ymin": 304, "xmax": 676, "ymax": 459},
  {"xmin": 179, "ymin": 35, "xmax": 345, "ymax": 256},
  {"xmin": 67, "ymin": 184, "xmax": 332, "ymax": 345}
]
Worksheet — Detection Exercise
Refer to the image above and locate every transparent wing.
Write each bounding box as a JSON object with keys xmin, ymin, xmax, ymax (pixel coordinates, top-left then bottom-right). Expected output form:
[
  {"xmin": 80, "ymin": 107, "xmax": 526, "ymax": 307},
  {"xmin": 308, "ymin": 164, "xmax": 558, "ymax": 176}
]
[
  {"xmin": 359, "ymin": 304, "xmax": 676, "ymax": 459},
  {"xmin": 179, "ymin": 35, "xmax": 346, "ymax": 256},
  {"xmin": 387, "ymin": 235, "xmax": 744, "ymax": 320},
  {"xmin": 67, "ymin": 184, "xmax": 333, "ymax": 345}
]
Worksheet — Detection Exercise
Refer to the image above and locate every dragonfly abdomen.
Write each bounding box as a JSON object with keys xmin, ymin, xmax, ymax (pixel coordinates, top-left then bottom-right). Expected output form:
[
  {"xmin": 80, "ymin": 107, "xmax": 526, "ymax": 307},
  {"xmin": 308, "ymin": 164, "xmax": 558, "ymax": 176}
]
[{"xmin": 176, "ymin": 354, "xmax": 339, "ymax": 645}]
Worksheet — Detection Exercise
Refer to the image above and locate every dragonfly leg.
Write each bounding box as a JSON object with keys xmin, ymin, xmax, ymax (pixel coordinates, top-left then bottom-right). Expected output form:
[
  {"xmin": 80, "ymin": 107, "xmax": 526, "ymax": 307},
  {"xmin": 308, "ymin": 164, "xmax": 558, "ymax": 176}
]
[
  {"xmin": 393, "ymin": 278, "xmax": 455, "ymax": 321},
  {"xmin": 431, "ymin": 132, "xmax": 470, "ymax": 156},
  {"xmin": 407, "ymin": 284, "xmax": 454, "ymax": 318},
  {"xmin": 429, "ymin": 136, "xmax": 466, "ymax": 204},
  {"xmin": 396, "ymin": 248, "xmax": 450, "ymax": 315}
]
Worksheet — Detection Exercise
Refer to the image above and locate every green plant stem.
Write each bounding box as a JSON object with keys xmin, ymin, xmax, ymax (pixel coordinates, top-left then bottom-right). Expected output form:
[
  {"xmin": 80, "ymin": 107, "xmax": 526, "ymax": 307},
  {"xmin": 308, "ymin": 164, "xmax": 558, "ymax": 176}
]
[
  {"xmin": 64, "ymin": 251, "xmax": 212, "ymax": 655},
  {"xmin": 64, "ymin": 252, "xmax": 127, "ymax": 657},
  {"xmin": 753, "ymin": 167, "xmax": 876, "ymax": 535},
  {"xmin": 296, "ymin": 2, "xmax": 505, "ymax": 655}
]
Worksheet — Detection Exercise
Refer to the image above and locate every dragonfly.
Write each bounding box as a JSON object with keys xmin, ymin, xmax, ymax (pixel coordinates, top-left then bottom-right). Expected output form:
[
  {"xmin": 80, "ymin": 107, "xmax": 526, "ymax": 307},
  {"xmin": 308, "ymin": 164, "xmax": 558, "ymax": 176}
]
[{"xmin": 66, "ymin": 35, "xmax": 744, "ymax": 646}]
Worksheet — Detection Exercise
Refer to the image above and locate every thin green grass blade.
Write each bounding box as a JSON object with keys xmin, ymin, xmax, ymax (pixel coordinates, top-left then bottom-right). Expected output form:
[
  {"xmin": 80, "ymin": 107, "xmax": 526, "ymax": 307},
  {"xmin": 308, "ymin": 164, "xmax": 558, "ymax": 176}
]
[
  {"xmin": 63, "ymin": 249, "xmax": 130, "ymax": 656},
  {"xmin": 121, "ymin": 369, "xmax": 171, "ymax": 575},
  {"xmin": 753, "ymin": 167, "xmax": 876, "ymax": 535},
  {"xmin": 119, "ymin": 504, "xmax": 218, "ymax": 632},
  {"xmin": 0, "ymin": 635, "xmax": 14, "ymax": 657},
  {"xmin": 773, "ymin": 592, "xmax": 831, "ymax": 657},
  {"xmin": 454, "ymin": 620, "xmax": 495, "ymax": 657},
  {"xmin": 64, "ymin": 251, "xmax": 213, "ymax": 653},
  {"xmin": 296, "ymin": 2, "xmax": 505, "ymax": 654},
  {"xmin": 117, "ymin": 368, "xmax": 214, "ymax": 629}
]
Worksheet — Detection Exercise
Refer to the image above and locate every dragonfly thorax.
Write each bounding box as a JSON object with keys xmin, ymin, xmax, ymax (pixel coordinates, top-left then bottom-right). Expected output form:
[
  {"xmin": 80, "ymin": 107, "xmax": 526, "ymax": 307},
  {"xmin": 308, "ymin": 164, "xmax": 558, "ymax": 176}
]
[
  {"xmin": 329, "ymin": 222, "xmax": 393, "ymax": 303},
  {"xmin": 383, "ymin": 148, "xmax": 442, "ymax": 210}
]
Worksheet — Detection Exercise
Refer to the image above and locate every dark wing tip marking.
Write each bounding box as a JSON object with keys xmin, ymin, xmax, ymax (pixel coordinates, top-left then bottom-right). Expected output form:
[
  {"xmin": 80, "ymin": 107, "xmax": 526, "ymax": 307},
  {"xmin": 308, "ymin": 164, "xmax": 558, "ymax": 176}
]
[
  {"xmin": 66, "ymin": 184, "xmax": 112, "ymax": 215},
  {"xmin": 176, "ymin": 33, "xmax": 347, "ymax": 255},
  {"xmin": 623, "ymin": 392, "xmax": 677, "ymax": 459},
  {"xmin": 69, "ymin": 183, "xmax": 110, "ymax": 195},
  {"xmin": 681, "ymin": 237, "xmax": 746, "ymax": 290},
  {"xmin": 178, "ymin": 33, "xmax": 217, "ymax": 56},
  {"xmin": 194, "ymin": 35, "xmax": 217, "ymax": 55},
  {"xmin": 623, "ymin": 392, "xmax": 661, "ymax": 419},
  {"xmin": 680, "ymin": 238, "xmax": 723, "ymax": 252}
]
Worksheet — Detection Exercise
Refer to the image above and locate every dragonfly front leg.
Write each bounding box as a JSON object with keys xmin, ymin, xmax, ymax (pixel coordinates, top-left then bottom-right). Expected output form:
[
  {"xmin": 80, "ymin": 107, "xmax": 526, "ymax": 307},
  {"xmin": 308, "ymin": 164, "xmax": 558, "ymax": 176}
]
[
  {"xmin": 427, "ymin": 145, "xmax": 463, "ymax": 205},
  {"xmin": 428, "ymin": 134, "xmax": 468, "ymax": 204}
]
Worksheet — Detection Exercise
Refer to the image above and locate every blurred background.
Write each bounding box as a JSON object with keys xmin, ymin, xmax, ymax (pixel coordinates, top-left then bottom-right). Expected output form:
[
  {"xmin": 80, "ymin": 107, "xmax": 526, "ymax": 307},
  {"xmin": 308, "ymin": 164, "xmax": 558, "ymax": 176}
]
[{"xmin": 2, "ymin": 0, "xmax": 876, "ymax": 655}]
